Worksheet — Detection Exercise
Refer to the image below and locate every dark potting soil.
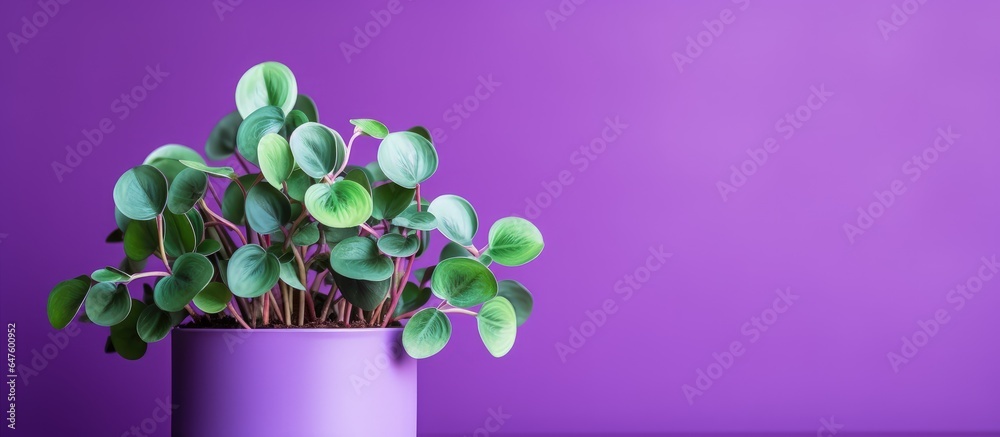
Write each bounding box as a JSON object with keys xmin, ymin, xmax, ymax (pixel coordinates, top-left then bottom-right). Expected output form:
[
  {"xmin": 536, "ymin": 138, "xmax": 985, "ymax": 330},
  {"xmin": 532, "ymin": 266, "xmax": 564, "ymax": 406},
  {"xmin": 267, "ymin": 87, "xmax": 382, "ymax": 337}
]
[{"xmin": 179, "ymin": 316, "xmax": 400, "ymax": 330}]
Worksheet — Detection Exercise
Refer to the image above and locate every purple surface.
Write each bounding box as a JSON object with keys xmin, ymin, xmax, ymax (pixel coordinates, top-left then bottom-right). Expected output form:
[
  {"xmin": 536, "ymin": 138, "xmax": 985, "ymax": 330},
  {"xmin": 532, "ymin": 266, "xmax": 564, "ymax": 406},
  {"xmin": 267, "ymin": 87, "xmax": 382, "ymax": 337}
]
[
  {"xmin": 2, "ymin": 0, "xmax": 1000, "ymax": 435},
  {"xmin": 171, "ymin": 328, "xmax": 415, "ymax": 436}
]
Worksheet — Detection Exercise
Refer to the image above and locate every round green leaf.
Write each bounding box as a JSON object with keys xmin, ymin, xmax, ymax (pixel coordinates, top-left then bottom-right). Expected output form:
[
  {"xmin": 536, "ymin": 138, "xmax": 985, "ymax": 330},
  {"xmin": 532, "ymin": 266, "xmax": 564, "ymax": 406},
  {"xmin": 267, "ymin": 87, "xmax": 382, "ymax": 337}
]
[
  {"xmin": 196, "ymin": 239, "xmax": 223, "ymax": 256},
  {"xmin": 227, "ymin": 244, "xmax": 281, "ymax": 298},
  {"xmin": 143, "ymin": 144, "xmax": 205, "ymax": 183},
  {"xmin": 284, "ymin": 109, "xmax": 309, "ymax": 134},
  {"xmin": 115, "ymin": 206, "xmax": 132, "ymax": 233},
  {"xmin": 163, "ymin": 211, "xmax": 196, "ymax": 258},
  {"xmin": 343, "ymin": 168, "xmax": 371, "ymax": 195},
  {"xmin": 180, "ymin": 160, "xmax": 237, "ymax": 179},
  {"xmin": 285, "ymin": 169, "xmax": 314, "ymax": 202},
  {"xmin": 278, "ymin": 262, "xmax": 306, "ymax": 290},
  {"xmin": 91, "ymin": 266, "xmax": 131, "ymax": 283},
  {"xmin": 47, "ymin": 276, "xmax": 91, "ymax": 329},
  {"xmin": 154, "ymin": 253, "xmax": 214, "ymax": 312},
  {"xmin": 258, "ymin": 133, "xmax": 294, "ymax": 189},
  {"xmin": 235, "ymin": 61, "xmax": 298, "ymax": 118},
  {"xmin": 377, "ymin": 131, "xmax": 438, "ymax": 188},
  {"xmin": 403, "ymin": 308, "xmax": 451, "ymax": 359},
  {"xmin": 291, "ymin": 221, "xmax": 320, "ymax": 246},
  {"xmin": 497, "ymin": 280, "xmax": 533, "ymax": 326},
  {"xmin": 222, "ymin": 174, "xmax": 259, "ymax": 224},
  {"xmin": 304, "ymin": 180, "xmax": 372, "ymax": 228},
  {"xmin": 364, "ymin": 160, "xmax": 388, "ymax": 183},
  {"xmin": 136, "ymin": 305, "xmax": 173, "ymax": 343},
  {"xmin": 329, "ymin": 236, "xmax": 393, "ymax": 281},
  {"xmin": 245, "ymin": 181, "xmax": 291, "ymax": 234},
  {"xmin": 113, "ymin": 165, "xmax": 167, "ymax": 221},
  {"xmin": 206, "ymin": 110, "xmax": 242, "ymax": 160},
  {"xmin": 431, "ymin": 257, "xmax": 497, "ymax": 308},
  {"xmin": 477, "ymin": 297, "xmax": 517, "ymax": 357},
  {"xmin": 86, "ymin": 282, "xmax": 132, "ymax": 327},
  {"xmin": 407, "ymin": 126, "xmax": 433, "ymax": 143},
  {"xmin": 428, "ymin": 195, "xmax": 478, "ymax": 246},
  {"xmin": 289, "ymin": 122, "xmax": 345, "ymax": 178},
  {"xmin": 391, "ymin": 204, "xmax": 436, "ymax": 231},
  {"xmin": 110, "ymin": 299, "xmax": 147, "ymax": 360},
  {"xmin": 193, "ymin": 282, "xmax": 232, "ymax": 314},
  {"xmin": 237, "ymin": 106, "xmax": 286, "ymax": 165},
  {"xmin": 377, "ymin": 233, "xmax": 419, "ymax": 257},
  {"xmin": 487, "ymin": 217, "xmax": 544, "ymax": 267},
  {"xmin": 330, "ymin": 271, "xmax": 390, "ymax": 312},
  {"xmin": 371, "ymin": 183, "xmax": 415, "ymax": 220},
  {"xmin": 440, "ymin": 241, "xmax": 471, "ymax": 261},
  {"xmin": 294, "ymin": 94, "xmax": 318, "ymax": 122},
  {"xmin": 186, "ymin": 209, "xmax": 205, "ymax": 244},
  {"xmin": 167, "ymin": 168, "xmax": 208, "ymax": 214},
  {"xmin": 350, "ymin": 118, "xmax": 388, "ymax": 139},
  {"xmin": 394, "ymin": 282, "xmax": 431, "ymax": 318}
]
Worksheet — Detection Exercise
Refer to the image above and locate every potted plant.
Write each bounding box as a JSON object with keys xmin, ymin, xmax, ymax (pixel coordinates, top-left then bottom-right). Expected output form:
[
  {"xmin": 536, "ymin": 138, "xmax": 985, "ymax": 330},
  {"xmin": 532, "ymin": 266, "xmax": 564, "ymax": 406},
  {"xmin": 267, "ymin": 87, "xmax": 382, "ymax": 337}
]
[{"xmin": 45, "ymin": 61, "xmax": 543, "ymax": 436}]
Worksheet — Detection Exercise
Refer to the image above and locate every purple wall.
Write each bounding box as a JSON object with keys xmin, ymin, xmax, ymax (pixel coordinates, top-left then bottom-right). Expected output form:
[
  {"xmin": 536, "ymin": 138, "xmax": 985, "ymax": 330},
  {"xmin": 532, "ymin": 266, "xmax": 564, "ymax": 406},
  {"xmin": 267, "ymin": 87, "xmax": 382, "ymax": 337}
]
[{"xmin": 3, "ymin": 0, "xmax": 1000, "ymax": 435}]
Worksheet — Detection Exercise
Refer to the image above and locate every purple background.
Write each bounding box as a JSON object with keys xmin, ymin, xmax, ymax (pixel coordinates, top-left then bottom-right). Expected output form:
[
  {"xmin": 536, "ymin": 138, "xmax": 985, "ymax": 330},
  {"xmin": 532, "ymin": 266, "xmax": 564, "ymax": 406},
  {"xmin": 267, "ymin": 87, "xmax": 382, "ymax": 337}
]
[{"xmin": 3, "ymin": 0, "xmax": 1000, "ymax": 435}]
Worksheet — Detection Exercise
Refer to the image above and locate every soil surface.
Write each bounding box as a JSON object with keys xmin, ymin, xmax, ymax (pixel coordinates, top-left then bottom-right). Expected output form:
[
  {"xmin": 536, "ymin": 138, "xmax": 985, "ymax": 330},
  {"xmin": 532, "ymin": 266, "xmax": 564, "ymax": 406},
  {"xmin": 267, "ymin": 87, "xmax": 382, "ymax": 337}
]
[{"xmin": 180, "ymin": 316, "xmax": 400, "ymax": 329}]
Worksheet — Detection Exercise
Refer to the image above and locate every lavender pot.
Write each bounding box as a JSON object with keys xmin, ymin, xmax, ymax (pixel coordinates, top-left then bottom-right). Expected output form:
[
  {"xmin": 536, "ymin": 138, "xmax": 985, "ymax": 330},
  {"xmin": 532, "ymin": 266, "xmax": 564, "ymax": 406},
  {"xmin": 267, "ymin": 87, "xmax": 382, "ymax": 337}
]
[{"xmin": 171, "ymin": 328, "xmax": 416, "ymax": 437}]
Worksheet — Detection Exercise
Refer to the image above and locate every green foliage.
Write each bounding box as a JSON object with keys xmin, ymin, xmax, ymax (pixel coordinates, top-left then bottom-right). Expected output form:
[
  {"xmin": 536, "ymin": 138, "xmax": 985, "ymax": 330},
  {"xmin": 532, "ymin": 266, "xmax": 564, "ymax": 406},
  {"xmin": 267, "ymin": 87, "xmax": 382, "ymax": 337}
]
[{"xmin": 49, "ymin": 61, "xmax": 544, "ymax": 362}]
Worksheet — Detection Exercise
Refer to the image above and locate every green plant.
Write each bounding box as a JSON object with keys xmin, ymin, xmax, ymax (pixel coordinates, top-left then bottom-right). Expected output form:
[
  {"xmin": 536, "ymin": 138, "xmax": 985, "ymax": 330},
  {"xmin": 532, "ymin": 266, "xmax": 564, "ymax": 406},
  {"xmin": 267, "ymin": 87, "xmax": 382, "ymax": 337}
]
[{"xmin": 46, "ymin": 61, "xmax": 542, "ymax": 360}]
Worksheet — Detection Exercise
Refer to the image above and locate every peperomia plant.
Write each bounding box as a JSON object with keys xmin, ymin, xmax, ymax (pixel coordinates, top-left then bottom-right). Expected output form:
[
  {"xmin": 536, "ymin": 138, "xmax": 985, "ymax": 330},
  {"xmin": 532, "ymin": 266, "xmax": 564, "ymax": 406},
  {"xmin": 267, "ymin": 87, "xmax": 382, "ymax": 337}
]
[{"xmin": 46, "ymin": 61, "xmax": 542, "ymax": 360}]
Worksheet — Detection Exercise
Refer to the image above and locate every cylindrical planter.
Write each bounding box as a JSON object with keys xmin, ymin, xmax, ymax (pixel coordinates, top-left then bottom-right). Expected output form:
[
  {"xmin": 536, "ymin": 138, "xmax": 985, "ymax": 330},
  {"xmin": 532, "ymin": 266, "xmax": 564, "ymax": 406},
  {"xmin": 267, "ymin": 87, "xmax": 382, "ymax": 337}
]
[{"xmin": 171, "ymin": 328, "xmax": 416, "ymax": 437}]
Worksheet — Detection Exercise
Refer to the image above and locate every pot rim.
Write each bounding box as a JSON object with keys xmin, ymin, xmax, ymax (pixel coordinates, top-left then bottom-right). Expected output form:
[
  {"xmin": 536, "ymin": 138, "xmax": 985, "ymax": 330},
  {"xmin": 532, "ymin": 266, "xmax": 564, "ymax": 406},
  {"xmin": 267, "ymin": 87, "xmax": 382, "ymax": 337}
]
[{"xmin": 173, "ymin": 327, "xmax": 403, "ymax": 333}]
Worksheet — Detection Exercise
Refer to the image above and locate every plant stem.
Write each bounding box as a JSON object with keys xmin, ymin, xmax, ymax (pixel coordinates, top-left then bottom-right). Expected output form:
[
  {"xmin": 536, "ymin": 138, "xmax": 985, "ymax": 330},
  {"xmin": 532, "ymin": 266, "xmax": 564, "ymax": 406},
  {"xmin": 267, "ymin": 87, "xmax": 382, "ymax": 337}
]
[
  {"xmin": 267, "ymin": 291, "xmax": 284, "ymax": 324},
  {"xmin": 199, "ymin": 200, "xmax": 247, "ymax": 244},
  {"xmin": 155, "ymin": 215, "xmax": 172, "ymax": 274},
  {"xmin": 129, "ymin": 271, "xmax": 170, "ymax": 280},
  {"xmin": 263, "ymin": 293, "xmax": 270, "ymax": 326},
  {"xmin": 441, "ymin": 307, "xmax": 477, "ymax": 317},
  {"xmin": 359, "ymin": 223, "xmax": 380, "ymax": 238},
  {"xmin": 228, "ymin": 303, "xmax": 251, "ymax": 329},
  {"xmin": 183, "ymin": 305, "xmax": 202, "ymax": 323},
  {"xmin": 320, "ymin": 284, "xmax": 338, "ymax": 322}
]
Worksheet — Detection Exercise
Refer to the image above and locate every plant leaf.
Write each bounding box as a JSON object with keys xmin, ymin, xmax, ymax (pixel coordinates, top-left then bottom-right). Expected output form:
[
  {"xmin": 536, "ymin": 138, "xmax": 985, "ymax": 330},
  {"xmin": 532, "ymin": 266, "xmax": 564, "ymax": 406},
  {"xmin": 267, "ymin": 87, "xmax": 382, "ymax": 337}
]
[
  {"xmin": 193, "ymin": 282, "xmax": 232, "ymax": 314},
  {"xmin": 403, "ymin": 308, "xmax": 451, "ymax": 359},
  {"xmin": 289, "ymin": 122, "xmax": 345, "ymax": 178},
  {"xmin": 391, "ymin": 204, "xmax": 436, "ymax": 231},
  {"xmin": 167, "ymin": 168, "xmax": 208, "ymax": 214},
  {"xmin": 477, "ymin": 296, "xmax": 517, "ymax": 357},
  {"xmin": 486, "ymin": 217, "xmax": 544, "ymax": 266},
  {"xmin": 113, "ymin": 165, "xmax": 168, "ymax": 221},
  {"xmin": 91, "ymin": 266, "xmax": 131, "ymax": 283},
  {"xmin": 497, "ymin": 280, "xmax": 533, "ymax": 326},
  {"xmin": 235, "ymin": 61, "xmax": 298, "ymax": 118},
  {"xmin": 110, "ymin": 299, "xmax": 147, "ymax": 360},
  {"xmin": 258, "ymin": 133, "xmax": 295, "ymax": 189},
  {"xmin": 205, "ymin": 110, "xmax": 242, "ymax": 160},
  {"xmin": 291, "ymin": 221, "xmax": 320, "ymax": 246},
  {"xmin": 430, "ymin": 257, "xmax": 497, "ymax": 308},
  {"xmin": 393, "ymin": 282, "xmax": 431, "ymax": 318},
  {"xmin": 428, "ymin": 195, "xmax": 478, "ymax": 246},
  {"xmin": 180, "ymin": 160, "xmax": 237, "ymax": 179},
  {"xmin": 377, "ymin": 233, "xmax": 420, "ymax": 257},
  {"xmin": 196, "ymin": 239, "xmax": 222, "ymax": 256},
  {"xmin": 222, "ymin": 174, "xmax": 260, "ymax": 224},
  {"xmin": 85, "ymin": 282, "xmax": 132, "ymax": 326},
  {"xmin": 143, "ymin": 144, "xmax": 204, "ymax": 183},
  {"xmin": 136, "ymin": 305, "xmax": 173, "ymax": 343},
  {"xmin": 304, "ymin": 180, "xmax": 373, "ymax": 228},
  {"xmin": 329, "ymin": 236, "xmax": 394, "ymax": 281},
  {"xmin": 278, "ymin": 262, "xmax": 306, "ymax": 290},
  {"xmin": 47, "ymin": 275, "xmax": 91, "ymax": 329},
  {"xmin": 237, "ymin": 105, "xmax": 286, "ymax": 165},
  {"xmin": 350, "ymin": 118, "xmax": 389, "ymax": 139},
  {"xmin": 377, "ymin": 131, "xmax": 438, "ymax": 188},
  {"xmin": 245, "ymin": 183, "xmax": 291, "ymax": 234},
  {"xmin": 227, "ymin": 244, "xmax": 281, "ymax": 298},
  {"xmin": 293, "ymin": 94, "xmax": 318, "ymax": 122},
  {"xmin": 371, "ymin": 183, "xmax": 415, "ymax": 220},
  {"xmin": 285, "ymin": 169, "xmax": 314, "ymax": 202},
  {"xmin": 162, "ymin": 211, "xmax": 197, "ymax": 258},
  {"xmin": 330, "ymin": 271, "xmax": 390, "ymax": 312},
  {"xmin": 154, "ymin": 253, "xmax": 214, "ymax": 312}
]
